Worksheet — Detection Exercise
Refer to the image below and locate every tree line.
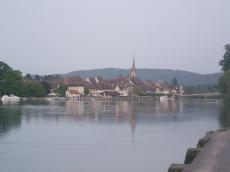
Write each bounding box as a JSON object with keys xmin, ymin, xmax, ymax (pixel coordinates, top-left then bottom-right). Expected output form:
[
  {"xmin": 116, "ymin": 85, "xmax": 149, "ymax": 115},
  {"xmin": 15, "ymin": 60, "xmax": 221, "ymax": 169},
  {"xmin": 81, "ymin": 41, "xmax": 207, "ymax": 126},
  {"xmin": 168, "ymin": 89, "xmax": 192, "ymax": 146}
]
[
  {"xmin": 218, "ymin": 44, "xmax": 230, "ymax": 127},
  {"xmin": 218, "ymin": 44, "xmax": 230, "ymax": 102},
  {"xmin": 0, "ymin": 61, "xmax": 62, "ymax": 97}
]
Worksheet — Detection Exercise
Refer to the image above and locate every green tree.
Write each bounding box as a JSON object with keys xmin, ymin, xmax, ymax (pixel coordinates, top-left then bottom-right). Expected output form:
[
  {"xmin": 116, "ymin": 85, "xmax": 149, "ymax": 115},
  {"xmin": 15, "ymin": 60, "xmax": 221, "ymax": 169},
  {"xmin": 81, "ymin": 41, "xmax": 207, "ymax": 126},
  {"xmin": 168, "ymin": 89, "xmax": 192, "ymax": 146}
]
[
  {"xmin": 132, "ymin": 86, "xmax": 143, "ymax": 95},
  {"xmin": 43, "ymin": 75, "xmax": 62, "ymax": 81},
  {"xmin": 25, "ymin": 73, "xmax": 32, "ymax": 80},
  {"xmin": 219, "ymin": 44, "xmax": 230, "ymax": 72},
  {"xmin": 219, "ymin": 101, "xmax": 230, "ymax": 128},
  {"xmin": 218, "ymin": 44, "xmax": 230, "ymax": 103},
  {"xmin": 23, "ymin": 82, "xmax": 46, "ymax": 97},
  {"xmin": 0, "ymin": 61, "xmax": 12, "ymax": 75},
  {"xmin": 35, "ymin": 75, "xmax": 42, "ymax": 81},
  {"xmin": 40, "ymin": 81, "xmax": 51, "ymax": 94},
  {"xmin": 54, "ymin": 84, "xmax": 68, "ymax": 96},
  {"xmin": 218, "ymin": 71, "xmax": 230, "ymax": 94},
  {"xmin": 0, "ymin": 62, "xmax": 23, "ymax": 96},
  {"xmin": 84, "ymin": 87, "xmax": 90, "ymax": 95}
]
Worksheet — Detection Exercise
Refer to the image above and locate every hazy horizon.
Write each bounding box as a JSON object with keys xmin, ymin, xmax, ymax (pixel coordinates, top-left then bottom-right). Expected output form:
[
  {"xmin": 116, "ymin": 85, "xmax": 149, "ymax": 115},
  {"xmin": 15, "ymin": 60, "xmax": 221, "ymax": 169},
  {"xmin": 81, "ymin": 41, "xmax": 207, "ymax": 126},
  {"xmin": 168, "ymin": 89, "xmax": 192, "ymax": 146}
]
[
  {"xmin": 66, "ymin": 67, "xmax": 222, "ymax": 75},
  {"xmin": 1, "ymin": 0, "xmax": 230, "ymax": 75},
  {"xmin": 0, "ymin": 62, "xmax": 223, "ymax": 75}
]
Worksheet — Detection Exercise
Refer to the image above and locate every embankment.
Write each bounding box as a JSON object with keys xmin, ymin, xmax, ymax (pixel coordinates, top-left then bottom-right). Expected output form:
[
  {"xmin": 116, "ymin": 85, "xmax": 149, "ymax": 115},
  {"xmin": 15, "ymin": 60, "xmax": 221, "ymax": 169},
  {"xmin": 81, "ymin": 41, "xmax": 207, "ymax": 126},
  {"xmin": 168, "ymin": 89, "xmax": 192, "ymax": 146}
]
[{"xmin": 168, "ymin": 128, "xmax": 230, "ymax": 172}]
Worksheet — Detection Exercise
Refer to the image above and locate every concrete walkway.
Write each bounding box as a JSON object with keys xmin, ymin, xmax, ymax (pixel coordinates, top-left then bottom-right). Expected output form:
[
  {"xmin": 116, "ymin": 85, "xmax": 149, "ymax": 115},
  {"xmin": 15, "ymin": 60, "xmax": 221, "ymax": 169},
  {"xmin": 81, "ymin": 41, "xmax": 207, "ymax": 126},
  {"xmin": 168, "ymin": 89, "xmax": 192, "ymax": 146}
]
[{"xmin": 184, "ymin": 129, "xmax": 230, "ymax": 172}]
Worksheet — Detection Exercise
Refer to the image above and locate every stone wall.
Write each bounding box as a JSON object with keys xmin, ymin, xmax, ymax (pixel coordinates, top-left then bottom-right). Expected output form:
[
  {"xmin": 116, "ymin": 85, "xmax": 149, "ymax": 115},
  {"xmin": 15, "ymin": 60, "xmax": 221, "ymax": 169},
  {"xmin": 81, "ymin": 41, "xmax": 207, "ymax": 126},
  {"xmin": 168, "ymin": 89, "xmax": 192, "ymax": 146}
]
[{"xmin": 168, "ymin": 131, "xmax": 214, "ymax": 172}]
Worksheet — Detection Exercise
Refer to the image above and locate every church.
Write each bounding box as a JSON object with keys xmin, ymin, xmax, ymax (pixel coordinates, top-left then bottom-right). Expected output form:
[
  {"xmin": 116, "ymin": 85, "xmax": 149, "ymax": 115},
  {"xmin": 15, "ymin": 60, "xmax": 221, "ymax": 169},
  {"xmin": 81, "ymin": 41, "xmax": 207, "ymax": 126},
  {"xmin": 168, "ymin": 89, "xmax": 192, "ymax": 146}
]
[{"xmin": 130, "ymin": 55, "xmax": 137, "ymax": 80}]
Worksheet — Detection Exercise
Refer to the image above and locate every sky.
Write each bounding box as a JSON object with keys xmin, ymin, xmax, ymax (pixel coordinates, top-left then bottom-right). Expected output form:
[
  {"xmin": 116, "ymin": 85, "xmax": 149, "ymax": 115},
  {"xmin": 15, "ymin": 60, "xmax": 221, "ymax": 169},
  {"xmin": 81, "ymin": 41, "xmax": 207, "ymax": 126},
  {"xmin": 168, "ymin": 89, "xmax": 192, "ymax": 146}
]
[{"xmin": 0, "ymin": 0, "xmax": 230, "ymax": 75}]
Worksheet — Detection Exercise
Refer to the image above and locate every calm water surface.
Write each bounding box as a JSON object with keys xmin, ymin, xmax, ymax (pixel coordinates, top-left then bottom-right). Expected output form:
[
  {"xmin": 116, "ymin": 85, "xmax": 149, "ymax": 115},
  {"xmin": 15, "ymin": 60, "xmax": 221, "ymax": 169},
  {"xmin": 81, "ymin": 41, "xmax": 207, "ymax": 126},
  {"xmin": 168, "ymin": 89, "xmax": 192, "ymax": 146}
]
[{"xmin": 0, "ymin": 98, "xmax": 225, "ymax": 172}]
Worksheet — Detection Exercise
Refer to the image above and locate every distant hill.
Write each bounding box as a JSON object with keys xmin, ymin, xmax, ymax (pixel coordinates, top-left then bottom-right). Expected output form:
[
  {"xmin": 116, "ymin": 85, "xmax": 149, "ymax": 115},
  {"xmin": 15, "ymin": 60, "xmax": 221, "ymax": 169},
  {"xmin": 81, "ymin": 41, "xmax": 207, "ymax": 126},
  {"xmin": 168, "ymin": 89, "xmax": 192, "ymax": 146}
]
[{"xmin": 65, "ymin": 68, "xmax": 222, "ymax": 86}]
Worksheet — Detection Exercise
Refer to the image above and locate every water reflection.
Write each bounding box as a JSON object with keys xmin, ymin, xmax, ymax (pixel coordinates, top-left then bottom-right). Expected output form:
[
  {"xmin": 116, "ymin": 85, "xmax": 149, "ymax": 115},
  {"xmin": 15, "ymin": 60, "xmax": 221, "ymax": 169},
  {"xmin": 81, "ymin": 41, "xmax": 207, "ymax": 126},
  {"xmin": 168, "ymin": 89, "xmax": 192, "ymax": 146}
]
[
  {"xmin": 0, "ymin": 98, "xmax": 220, "ymax": 137},
  {"xmin": 219, "ymin": 99, "xmax": 230, "ymax": 128},
  {"xmin": 0, "ymin": 99, "xmax": 184, "ymax": 138},
  {"xmin": 0, "ymin": 98, "xmax": 222, "ymax": 172},
  {"xmin": 130, "ymin": 102, "xmax": 136, "ymax": 142},
  {"xmin": 0, "ymin": 105, "xmax": 22, "ymax": 137},
  {"xmin": 61, "ymin": 99, "xmax": 183, "ymax": 124},
  {"xmin": 0, "ymin": 99, "xmax": 221, "ymax": 134}
]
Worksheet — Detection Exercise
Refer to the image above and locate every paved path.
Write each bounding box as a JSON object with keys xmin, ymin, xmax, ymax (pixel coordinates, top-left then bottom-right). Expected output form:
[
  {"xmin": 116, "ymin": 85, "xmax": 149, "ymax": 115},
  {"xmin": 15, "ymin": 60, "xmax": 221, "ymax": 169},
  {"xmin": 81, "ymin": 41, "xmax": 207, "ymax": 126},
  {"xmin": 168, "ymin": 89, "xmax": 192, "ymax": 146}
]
[{"xmin": 184, "ymin": 130, "xmax": 230, "ymax": 172}]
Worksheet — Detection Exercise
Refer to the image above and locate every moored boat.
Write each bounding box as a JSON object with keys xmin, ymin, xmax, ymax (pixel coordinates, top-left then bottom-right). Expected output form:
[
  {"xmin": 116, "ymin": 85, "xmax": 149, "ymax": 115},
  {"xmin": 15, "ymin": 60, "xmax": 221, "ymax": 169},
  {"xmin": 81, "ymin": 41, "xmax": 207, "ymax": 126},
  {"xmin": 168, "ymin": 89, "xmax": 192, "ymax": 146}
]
[
  {"xmin": 1, "ymin": 94, "xmax": 21, "ymax": 101},
  {"xmin": 159, "ymin": 95, "xmax": 175, "ymax": 101}
]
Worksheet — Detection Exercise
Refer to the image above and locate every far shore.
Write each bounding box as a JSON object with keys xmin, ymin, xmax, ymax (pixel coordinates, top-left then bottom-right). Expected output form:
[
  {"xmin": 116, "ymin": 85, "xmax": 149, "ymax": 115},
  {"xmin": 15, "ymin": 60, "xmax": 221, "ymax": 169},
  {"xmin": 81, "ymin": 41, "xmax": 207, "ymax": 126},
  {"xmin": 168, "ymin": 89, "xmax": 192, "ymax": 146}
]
[
  {"xmin": 23, "ymin": 96, "xmax": 159, "ymax": 101},
  {"xmin": 0, "ymin": 95, "xmax": 223, "ymax": 103}
]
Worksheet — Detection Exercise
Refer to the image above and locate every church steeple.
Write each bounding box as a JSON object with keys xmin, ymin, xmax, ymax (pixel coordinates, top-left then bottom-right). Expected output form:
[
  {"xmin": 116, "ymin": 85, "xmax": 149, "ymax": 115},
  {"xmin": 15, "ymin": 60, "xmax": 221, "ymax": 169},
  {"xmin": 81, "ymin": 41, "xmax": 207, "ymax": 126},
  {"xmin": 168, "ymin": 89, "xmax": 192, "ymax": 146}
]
[{"xmin": 130, "ymin": 54, "xmax": 137, "ymax": 79}]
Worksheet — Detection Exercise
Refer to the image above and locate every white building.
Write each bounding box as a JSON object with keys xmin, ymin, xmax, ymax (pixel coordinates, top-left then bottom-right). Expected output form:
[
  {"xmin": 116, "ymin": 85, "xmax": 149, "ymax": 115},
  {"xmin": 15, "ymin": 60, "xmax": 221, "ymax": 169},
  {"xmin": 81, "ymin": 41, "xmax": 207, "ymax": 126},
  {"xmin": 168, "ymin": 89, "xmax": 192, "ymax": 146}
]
[
  {"xmin": 65, "ymin": 89, "xmax": 80, "ymax": 99},
  {"xmin": 115, "ymin": 86, "xmax": 129, "ymax": 97},
  {"xmin": 67, "ymin": 87, "xmax": 85, "ymax": 95}
]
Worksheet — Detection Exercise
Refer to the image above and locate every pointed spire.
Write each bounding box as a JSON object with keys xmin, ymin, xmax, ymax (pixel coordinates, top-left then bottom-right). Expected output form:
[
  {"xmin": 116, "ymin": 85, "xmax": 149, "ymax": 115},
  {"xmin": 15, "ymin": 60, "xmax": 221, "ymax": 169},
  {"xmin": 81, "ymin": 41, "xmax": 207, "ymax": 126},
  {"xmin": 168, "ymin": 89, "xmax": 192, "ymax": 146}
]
[
  {"xmin": 130, "ymin": 53, "xmax": 137, "ymax": 79},
  {"xmin": 132, "ymin": 53, "xmax": 135, "ymax": 69}
]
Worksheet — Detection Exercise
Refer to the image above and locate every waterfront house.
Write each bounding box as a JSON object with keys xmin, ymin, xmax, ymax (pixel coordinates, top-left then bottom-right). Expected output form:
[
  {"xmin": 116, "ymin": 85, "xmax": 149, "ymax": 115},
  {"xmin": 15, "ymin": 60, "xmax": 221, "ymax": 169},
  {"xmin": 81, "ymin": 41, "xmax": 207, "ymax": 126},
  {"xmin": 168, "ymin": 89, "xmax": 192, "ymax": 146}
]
[
  {"xmin": 114, "ymin": 85, "xmax": 130, "ymax": 97},
  {"xmin": 152, "ymin": 81, "xmax": 171, "ymax": 95},
  {"xmin": 65, "ymin": 89, "xmax": 80, "ymax": 99},
  {"xmin": 67, "ymin": 86, "xmax": 85, "ymax": 95}
]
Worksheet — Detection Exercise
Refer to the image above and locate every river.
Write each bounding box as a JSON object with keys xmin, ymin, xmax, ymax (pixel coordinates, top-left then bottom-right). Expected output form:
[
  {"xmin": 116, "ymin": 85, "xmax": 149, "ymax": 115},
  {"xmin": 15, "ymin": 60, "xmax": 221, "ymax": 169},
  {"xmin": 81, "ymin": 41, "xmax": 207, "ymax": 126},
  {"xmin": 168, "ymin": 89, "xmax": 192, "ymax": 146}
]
[{"xmin": 0, "ymin": 98, "xmax": 226, "ymax": 172}]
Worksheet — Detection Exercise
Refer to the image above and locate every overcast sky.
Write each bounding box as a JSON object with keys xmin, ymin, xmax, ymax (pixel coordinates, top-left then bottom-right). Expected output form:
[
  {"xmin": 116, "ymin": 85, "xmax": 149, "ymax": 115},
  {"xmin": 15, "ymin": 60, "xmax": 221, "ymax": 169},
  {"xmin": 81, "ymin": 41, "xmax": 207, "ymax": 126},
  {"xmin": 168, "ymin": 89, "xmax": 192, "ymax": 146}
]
[{"xmin": 0, "ymin": 0, "xmax": 229, "ymax": 75}]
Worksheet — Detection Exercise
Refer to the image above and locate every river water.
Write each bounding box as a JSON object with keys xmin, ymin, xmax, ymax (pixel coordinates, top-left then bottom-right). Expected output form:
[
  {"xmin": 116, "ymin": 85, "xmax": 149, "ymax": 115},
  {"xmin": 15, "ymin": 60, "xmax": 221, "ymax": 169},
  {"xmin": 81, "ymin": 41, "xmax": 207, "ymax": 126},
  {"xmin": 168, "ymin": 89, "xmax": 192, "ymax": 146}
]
[{"xmin": 0, "ymin": 98, "xmax": 225, "ymax": 172}]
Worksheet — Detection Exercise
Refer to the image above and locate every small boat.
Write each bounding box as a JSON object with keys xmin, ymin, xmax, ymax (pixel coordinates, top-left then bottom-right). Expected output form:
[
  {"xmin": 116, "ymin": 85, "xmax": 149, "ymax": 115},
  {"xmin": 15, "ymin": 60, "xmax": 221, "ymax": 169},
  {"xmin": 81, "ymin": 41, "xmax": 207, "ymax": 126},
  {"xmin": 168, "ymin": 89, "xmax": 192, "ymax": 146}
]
[
  {"xmin": 1, "ymin": 94, "xmax": 21, "ymax": 101},
  {"xmin": 159, "ymin": 95, "xmax": 175, "ymax": 101}
]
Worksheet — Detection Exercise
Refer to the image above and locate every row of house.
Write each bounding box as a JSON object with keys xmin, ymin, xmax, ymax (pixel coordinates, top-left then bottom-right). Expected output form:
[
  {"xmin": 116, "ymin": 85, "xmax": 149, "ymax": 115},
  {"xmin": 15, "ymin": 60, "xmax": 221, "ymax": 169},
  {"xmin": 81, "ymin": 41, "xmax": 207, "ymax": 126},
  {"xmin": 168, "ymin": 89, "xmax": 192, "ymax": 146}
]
[
  {"xmin": 65, "ymin": 76, "xmax": 183, "ymax": 98},
  {"xmin": 49, "ymin": 58, "xmax": 184, "ymax": 99},
  {"xmin": 64, "ymin": 77, "xmax": 134, "ymax": 98}
]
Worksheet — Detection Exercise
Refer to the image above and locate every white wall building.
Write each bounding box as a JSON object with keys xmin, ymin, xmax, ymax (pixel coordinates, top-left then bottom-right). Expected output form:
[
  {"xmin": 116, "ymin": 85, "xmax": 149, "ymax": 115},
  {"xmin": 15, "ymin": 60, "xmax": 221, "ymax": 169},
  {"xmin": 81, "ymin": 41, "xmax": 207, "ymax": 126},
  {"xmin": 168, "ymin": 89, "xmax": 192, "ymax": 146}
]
[
  {"xmin": 65, "ymin": 89, "xmax": 80, "ymax": 99},
  {"xmin": 67, "ymin": 87, "xmax": 85, "ymax": 95}
]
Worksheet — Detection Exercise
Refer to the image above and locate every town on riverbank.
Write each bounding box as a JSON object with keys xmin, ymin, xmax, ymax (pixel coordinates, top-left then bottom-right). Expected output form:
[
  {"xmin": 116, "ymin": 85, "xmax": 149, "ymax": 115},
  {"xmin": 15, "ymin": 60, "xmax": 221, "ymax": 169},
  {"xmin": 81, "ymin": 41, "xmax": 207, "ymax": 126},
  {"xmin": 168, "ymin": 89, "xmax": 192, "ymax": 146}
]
[{"xmin": 0, "ymin": 59, "xmax": 185, "ymax": 102}]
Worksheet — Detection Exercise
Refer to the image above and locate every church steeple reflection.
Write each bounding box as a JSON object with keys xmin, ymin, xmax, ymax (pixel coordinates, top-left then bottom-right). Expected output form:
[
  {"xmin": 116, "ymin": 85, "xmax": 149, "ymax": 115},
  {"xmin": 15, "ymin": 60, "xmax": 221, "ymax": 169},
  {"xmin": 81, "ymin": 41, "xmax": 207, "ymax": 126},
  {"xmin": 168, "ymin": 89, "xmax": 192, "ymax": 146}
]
[{"xmin": 130, "ymin": 102, "xmax": 136, "ymax": 143}]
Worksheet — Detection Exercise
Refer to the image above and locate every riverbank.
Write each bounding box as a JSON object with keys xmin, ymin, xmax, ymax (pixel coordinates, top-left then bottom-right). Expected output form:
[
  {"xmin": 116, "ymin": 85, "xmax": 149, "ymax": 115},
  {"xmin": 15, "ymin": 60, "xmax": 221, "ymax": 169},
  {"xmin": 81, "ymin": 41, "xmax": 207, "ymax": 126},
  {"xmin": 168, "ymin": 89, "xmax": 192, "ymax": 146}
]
[
  {"xmin": 168, "ymin": 128, "xmax": 230, "ymax": 172},
  {"xmin": 0, "ymin": 95, "xmax": 222, "ymax": 106},
  {"xmin": 5, "ymin": 96, "xmax": 162, "ymax": 102}
]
